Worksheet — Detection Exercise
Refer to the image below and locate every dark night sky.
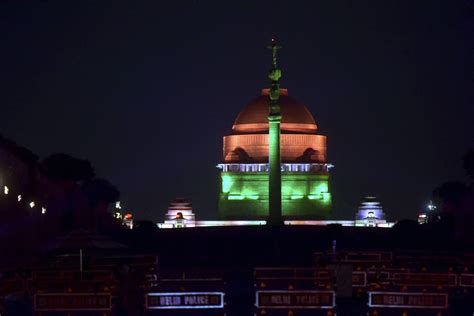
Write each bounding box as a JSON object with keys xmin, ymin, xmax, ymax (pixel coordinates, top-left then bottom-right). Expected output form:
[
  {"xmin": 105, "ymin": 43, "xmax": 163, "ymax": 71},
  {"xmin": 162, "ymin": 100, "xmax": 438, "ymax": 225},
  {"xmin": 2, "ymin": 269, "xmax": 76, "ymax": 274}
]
[{"xmin": 1, "ymin": 1, "xmax": 472, "ymax": 221}]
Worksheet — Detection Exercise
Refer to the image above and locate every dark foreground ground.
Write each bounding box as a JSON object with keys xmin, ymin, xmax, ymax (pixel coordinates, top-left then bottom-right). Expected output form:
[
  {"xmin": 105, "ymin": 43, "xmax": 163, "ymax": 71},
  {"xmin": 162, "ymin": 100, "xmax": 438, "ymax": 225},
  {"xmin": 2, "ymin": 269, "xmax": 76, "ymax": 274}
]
[{"xmin": 1, "ymin": 223, "xmax": 474, "ymax": 315}]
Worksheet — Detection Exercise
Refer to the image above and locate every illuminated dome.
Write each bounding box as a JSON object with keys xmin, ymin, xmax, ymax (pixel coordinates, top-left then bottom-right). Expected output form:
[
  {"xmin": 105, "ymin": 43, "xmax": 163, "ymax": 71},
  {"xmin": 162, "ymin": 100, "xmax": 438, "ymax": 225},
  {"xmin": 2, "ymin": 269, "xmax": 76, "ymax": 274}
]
[{"xmin": 232, "ymin": 88, "xmax": 318, "ymax": 134}]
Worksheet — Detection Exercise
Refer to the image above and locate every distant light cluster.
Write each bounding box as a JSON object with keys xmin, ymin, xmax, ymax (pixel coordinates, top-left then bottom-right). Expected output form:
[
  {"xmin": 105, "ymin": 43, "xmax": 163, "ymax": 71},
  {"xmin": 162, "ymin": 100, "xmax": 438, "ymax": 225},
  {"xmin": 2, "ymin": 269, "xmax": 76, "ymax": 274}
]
[{"xmin": 2, "ymin": 183, "xmax": 46, "ymax": 214}]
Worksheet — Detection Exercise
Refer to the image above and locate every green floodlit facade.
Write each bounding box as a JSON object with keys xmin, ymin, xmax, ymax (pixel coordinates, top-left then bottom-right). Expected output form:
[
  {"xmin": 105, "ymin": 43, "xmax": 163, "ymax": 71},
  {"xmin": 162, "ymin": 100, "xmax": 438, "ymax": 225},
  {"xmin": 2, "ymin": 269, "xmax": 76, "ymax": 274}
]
[
  {"xmin": 219, "ymin": 169, "xmax": 331, "ymax": 220},
  {"xmin": 218, "ymin": 42, "xmax": 331, "ymax": 221},
  {"xmin": 218, "ymin": 87, "xmax": 333, "ymax": 220}
]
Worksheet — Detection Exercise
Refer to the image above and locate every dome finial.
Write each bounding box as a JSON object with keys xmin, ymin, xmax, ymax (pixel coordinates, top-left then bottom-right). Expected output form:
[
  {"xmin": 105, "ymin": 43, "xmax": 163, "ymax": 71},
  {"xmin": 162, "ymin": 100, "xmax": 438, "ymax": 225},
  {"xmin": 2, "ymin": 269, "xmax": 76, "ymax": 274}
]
[
  {"xmin": 267, "ymin": 38, "xmax": 282, "ymax": 82},
  {"xmin": 267, "ymin": 39, "xmax": 282, "ymax": 115}
]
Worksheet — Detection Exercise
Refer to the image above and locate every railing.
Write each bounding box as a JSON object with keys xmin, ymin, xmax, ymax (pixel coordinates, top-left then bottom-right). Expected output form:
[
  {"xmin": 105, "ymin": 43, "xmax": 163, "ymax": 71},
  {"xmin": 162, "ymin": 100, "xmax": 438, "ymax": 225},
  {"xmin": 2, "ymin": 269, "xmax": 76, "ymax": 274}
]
[{"xmin": 217, "ymin": 163, "xmax": 334, "ymax": 173}]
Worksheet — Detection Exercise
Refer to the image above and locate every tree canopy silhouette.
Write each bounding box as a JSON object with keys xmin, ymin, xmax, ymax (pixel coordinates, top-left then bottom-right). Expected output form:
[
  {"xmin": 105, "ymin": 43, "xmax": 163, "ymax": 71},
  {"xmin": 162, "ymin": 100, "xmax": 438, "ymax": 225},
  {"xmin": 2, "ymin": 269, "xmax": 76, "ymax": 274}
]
[
  {"xmin": 83, "ymin": 178, "xmax": 120, "ymax": 206},
  {"xmin": 432, "ymin": 181, "xmax": 468, "ymax": 208},
  {"xmin": 42, "ymin": 153, "xmax": 95, "ymax": 182},
  {"xmin": 463, "ymin": 148, "xmax": 474, "ymax": 180}
]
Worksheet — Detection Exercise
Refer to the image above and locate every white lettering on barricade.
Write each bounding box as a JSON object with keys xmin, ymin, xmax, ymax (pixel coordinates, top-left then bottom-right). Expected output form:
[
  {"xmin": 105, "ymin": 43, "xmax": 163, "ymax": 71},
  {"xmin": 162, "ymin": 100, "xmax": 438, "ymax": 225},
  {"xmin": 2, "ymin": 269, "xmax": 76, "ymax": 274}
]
[
  {"xmin": 369, "ymin": 292, "xmax": 448, "ymax": 309},
  {"xmin": 146, "ymin": 292, "xmax": 224, "ymax": 309},
  {"xmin": 159, "ymin": 296, "xmax": 181, "ymax": 306},
  {"xmin": 256, "ymin": 291, "xmax": 335, "ymax": 309},
  {"xmin": 34, "ymin": 293, "xmax": 112, "ymax": 312},
  {"xmin": 184, "ymin": 295, "xmax": 209, "ymax": 305}
]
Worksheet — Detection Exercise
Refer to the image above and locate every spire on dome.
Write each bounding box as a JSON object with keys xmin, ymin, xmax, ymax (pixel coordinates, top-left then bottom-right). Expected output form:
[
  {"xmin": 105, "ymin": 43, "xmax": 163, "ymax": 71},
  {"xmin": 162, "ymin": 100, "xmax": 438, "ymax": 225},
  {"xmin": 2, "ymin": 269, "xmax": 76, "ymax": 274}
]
[
  {"xmin": 267, "ymin": 38, "xmax": 282, "ymax": 115},
  {"xmin": 268, "ymin": 38, "xmax": 282, "ymax": 70}
]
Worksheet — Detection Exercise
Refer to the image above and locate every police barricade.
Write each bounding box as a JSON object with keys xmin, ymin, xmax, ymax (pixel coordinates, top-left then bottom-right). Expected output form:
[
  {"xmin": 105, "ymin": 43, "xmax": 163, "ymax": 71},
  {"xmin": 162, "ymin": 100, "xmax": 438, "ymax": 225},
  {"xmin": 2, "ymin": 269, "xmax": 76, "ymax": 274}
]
[
  {"xmin": 255, "ymin": 268, "xmax": 334, "ymax": 290},
  {"xmin": 34, "ymin": 292, "xmax": 112, "ymax": 316},
  {"xmin": 315, "ymin": 251, "xmax": 392, "ymax": 296},
  {"xmin": 32, "ymin": 270, "xmax": 114, "ymax": 281},
  {"xmin": 366, "ymin": 268, "xmax": 411, "ymax": 286},
  {"xmin": 352, "ymin": 271, "xmax": 368, "ymax": 298},
  {"xmin": 366, "ymin": 272, "xmax": 456, "ymax": 315},
  {"xmin": 255, "ymin": 268, "xmax": 336, "ymax": 315},
  {"xmin": 145, "ymin": 270, "xmax": 226, "ymax": 315},
  {"xmin": 460, "ymin": 253, "xmax": 474, "ymax": 270},
  {"xmin": 391, "ymin": 273, "xmax": 457, "ymax": 291},
  {"xmin": 256, "ymin": 290, "xmax": 336, "ymax": 316},
  {"xmin": 315, "ymin": 251, "xmax": 393, "ymax": 269},
  {"xmin": 337, "ymin": 252, "xmax": 393, "ymax": 265},
  {"xmin": 146, "ymin": 292, "xmax": 224, "ymax": 314},
  {"xmin": 368, "ymin": 291, "xmax": 448, "ymax": 316},
  {"xmin": 28, "ymin": 270, "xmax": 118, "ymax": 296},
  {"xmin": 394, "ymin": 253, "xmax": 459, "ymax": 272},
  {"xmin": 0, "ymin": 276, "xmax": 25, "ymax": 296},
  {"xmin": 352, "ymin": 271, "xmax": 367, "ymax": 288},
  {"xmin": 459, "ymin": 274, "xmax": 474, "ymax": 288},
  {"xmin": 89, "ymin": 255, "xmax": 159, "ymax": 289},
  {"xmin": 89, "ymin": 255, "xmax": 158, "ymax": 268},
  {"xmin": 30, "ymin": 279, "xmax": 118, "ymax": 295}
]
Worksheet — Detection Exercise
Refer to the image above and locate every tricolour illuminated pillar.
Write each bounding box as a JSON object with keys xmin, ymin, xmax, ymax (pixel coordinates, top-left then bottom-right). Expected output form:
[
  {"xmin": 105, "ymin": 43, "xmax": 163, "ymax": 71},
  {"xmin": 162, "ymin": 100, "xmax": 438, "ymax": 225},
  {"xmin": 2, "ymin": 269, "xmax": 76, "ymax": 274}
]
[{"xmin": 267, "ymin": 39, "xmax": 283, "ymax": 225}]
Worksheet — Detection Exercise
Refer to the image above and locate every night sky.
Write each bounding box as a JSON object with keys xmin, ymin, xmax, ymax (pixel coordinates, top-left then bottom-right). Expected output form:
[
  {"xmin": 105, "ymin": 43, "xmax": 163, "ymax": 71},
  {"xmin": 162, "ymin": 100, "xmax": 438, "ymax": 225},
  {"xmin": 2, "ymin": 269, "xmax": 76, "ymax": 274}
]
[{"xmin": 1, "ymin": 1, "xmax": 472, "ymax": 221}]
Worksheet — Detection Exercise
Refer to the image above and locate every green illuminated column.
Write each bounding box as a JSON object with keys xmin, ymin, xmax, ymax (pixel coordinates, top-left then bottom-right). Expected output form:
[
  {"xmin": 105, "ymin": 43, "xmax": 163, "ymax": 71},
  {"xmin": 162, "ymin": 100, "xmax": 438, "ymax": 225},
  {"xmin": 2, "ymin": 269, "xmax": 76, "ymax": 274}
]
[{"xmin": 267, "ymin": 39, "xmax": 283, "ymax": 225}]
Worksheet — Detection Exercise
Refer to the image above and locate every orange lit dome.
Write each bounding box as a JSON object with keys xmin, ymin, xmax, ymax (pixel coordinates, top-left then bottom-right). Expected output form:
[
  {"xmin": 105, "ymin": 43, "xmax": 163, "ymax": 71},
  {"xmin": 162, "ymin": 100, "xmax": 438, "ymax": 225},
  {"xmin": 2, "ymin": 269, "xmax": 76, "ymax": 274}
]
[
  {"xmin": 232, "ymin": 88, "xmax": 318, "ymax": 134},
  {"xmin": 224, "ymin": 88, "xmax": 327, "ymax": 163}
]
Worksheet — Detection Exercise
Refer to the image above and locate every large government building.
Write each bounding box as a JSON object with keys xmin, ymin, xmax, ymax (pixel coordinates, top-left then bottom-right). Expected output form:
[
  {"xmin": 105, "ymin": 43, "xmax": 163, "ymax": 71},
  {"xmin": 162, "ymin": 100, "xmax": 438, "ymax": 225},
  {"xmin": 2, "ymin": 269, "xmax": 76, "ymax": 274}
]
[
  {"xmin": 157, "ymin": 43, "xmax": 394, "ymax": 229},
  {"xmin": 217, "ymin": 88, "xmax": 332, "ymax": 220}
]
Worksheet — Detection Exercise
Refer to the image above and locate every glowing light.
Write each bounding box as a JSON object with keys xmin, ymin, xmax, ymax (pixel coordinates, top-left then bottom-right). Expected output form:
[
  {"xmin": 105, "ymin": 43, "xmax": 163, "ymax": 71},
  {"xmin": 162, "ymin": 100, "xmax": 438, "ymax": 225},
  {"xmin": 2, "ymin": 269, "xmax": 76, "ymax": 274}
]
[
  {"xmin": 228, "ymin": 195, "xmax": 244, "ymax": 200},
  {"xmin": 115, "ymin": 201, "xmax": 122, "ymax": 209},
  {"xmin": 246, "ymin": 195, "xmax": 259, "ymax": 200},
  {"xmin": 427, "ymin": 201, "xmax": 437, "ymax": 211},
  {"xmin": 29, "ymin": 201, "xmax": 35, "ymax": 208},
  {"xmin": 17, "ymin": 195, "xmax": 22, "ymax": 202},
  {"xmin": 4, "ymin": 186, "xmax": 8, "ymax": 194},
  {"xmin": 312, "ymin": 182, "xmax": 329, "ymax": 195},
  {"xmin": 308, "ymin": 195, "xmax": 321, "ymax": 200},
  {"xmin": 322, "ymin": 192, "xmax": 331, "ymax": 203},
  {"xmin": 221, "ymin": 175, "xmax": 233, "ymax": 193},
  {"xmin": 290, "ymin": 195, "xmax": 304, "ymax": 200},
  {"xmin": 41, "ymin": 207, "xmax": 46, "ymax": 214}
]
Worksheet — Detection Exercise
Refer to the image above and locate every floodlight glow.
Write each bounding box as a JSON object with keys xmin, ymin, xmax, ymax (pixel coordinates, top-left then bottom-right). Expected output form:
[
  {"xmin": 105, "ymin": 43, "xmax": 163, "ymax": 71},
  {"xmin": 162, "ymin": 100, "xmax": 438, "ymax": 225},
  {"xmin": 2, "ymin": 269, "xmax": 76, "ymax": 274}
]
[
  {"xmin": 29, "ymin": 201, "xmax": 35, "ymax": 208},
  {"xmin": 116, "ymin": 201, "xmax": 121, "ymax": 209},
  {"xmin": 228, "ymin": 195, "xmax": 244, "ymax": 200},
  {"xmin": 219, "ymin": 171, "xmax": 332, "ymax": 219},
  {"xmin": 246, "ymin": 195, "xmax": 259, "ymax": 200},
  {"xmin": 321, "ymin": 192, "xmax": 331, "ymax": 203},
  {"xmin": 427, "ymin": 201, "xmax": 437, "ymax": 211},
  {"xmin": 41, "ymin": 207, "xmax": 46, "ymax": 214},
  {"xmin": 290, "ymin": 195, "xmax": 304, "ymax": 200},
  {"xmin": 4, "ymin": 186, "xmax": 8, "ymax": 194},
  {"xmin": 17, "ymin": 195, "xmax": 22, "ymax": 202},
  {"xmin": 221, "ymin": 175, "xmax": 233, "ymax": 193}
]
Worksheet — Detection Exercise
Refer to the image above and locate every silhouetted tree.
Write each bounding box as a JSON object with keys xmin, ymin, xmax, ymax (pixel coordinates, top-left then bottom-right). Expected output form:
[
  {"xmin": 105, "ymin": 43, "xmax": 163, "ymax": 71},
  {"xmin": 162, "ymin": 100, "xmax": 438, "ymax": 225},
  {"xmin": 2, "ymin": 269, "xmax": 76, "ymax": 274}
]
[
  {"xmin": 82, "ymin": 178, "xmax": 121, "ymax": 233},
  {"xmin": 133, "ymin": 220, "xmax": 158, "ymax": 235},
  {"xmin": 42, "ymin": 153, "xmax": 94, "ymax": 183},
  {"xmin": 83, "ymin": 178, "xmax": 120, "ymax": 207},
  {"xmin": 391, "ymin": 219, "xmax": 420, "ymax": 244},
  {"xmin": 463, "ymin": 148, "xmax": 474, "ymax": 180},
  {"xmin": 432, "ymin": 181, "xmax": 468, "ymax": 210}
]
